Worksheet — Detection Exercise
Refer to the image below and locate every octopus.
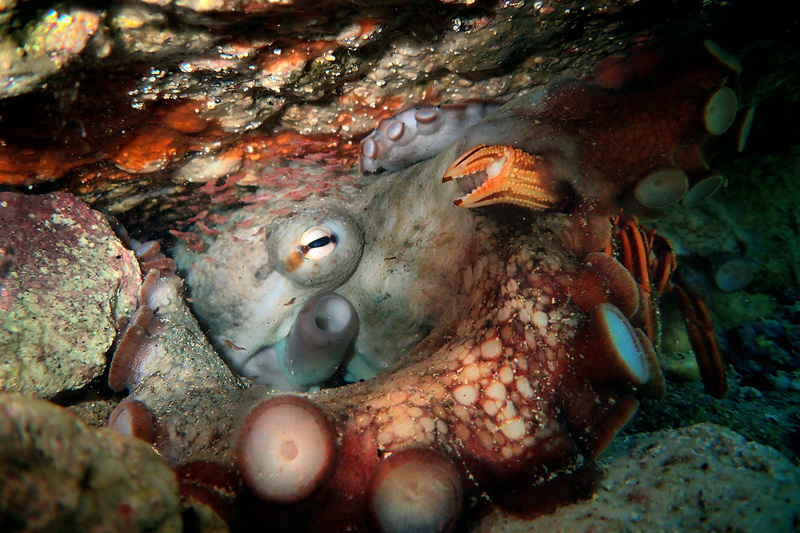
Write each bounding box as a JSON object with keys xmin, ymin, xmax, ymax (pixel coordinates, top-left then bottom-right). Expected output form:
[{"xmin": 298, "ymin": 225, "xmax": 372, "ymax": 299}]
[{"xmin": 106, "ymin": 41, "xmax": 742, "ymax": 531}]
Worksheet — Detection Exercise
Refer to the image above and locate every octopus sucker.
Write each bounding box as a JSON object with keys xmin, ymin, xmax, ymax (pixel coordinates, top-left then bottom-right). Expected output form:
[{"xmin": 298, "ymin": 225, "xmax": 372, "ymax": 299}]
[
  {"xmin": 634, "ymin": 167, "xmax": 690, "ymax": 209},
  {"xmin": 109, "ymin": 238, "xmax": 245, "ymax": 473},
  {"xmin": 577, "ymin": 251, "xmax": 641, "ymax": 319},
  {"xmin": 216, "ymin": 213, "xmax": 664, "ymax": 528},
  {"xmin": 367, "ymin": 449, "xmax": 463, "ymax": 533},
  {"xmin": 703, "ymin": 86, "xmax": 739, "ymax": 135},
  {"xmin": 107, "ymin": 398, "xmax": 157, "ymax": 445},
  {"xmin": 359, "ymin": 101, "xmax": 502, "ymax": 173},
  {"xmin": 237, "ymin": 395, "xmax": 336, "ymax": 503},
  {"xmin": 108, "ymin": 304, "xmax": 155, "ymax": 392}
]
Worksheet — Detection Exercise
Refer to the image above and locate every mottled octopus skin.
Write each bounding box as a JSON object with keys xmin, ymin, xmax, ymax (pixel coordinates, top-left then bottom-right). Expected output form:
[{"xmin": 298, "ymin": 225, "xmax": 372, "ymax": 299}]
[
  {"xmin": 108, "ymin": 266, "xmax": 244, "ymax": 468},
  {"xmin": 175, "ymin": 43, "xmax": 740, "ymax": 393},
  {"xmin": 240, "ymin": 210, "xmax": 663, "ymax": 530},
  {"xmin": 106, "ymin": 45, "xmax": 737, "ymax": 531}
]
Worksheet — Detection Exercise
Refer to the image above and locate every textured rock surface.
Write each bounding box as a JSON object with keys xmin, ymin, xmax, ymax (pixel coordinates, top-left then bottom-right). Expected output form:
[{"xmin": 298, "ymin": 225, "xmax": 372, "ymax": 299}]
[
  {"xmin": 477, "ymin": 423, "xmax": 800, "ymax": 532},
  {"xmin": 4, "ymin": 0, "xmax": 787, "ymax": 229},
  {"xmin": 0, "ymin": 394, "xmax": 182, "ymax": 532},
  {"xmin": 0, "ymin": 6, "xmax": 100, "ymax": 99},
  {"xmin": 0, "ymin": 192, "xmax": 140, "ymax": 398}
]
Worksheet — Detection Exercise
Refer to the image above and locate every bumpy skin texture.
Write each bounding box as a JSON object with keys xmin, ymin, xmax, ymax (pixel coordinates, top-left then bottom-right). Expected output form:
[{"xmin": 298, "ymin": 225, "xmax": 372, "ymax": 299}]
[
  {"xmin": 252, "ymin": 207, "xmax": 660, "ymax": 529},
  {"xmin": 111, "ymin": 44, "xmax": 738, "ymax": 530}
]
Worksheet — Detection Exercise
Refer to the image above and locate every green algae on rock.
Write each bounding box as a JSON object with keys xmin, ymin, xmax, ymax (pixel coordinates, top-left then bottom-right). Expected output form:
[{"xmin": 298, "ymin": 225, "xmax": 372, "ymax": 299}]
[
  {"xmin": 0, "ymin": 394, "xmax": 182, "ymax": 532},
  {"xmin": 0, "ymin": 192, "xmax": 141, "ymax": 398}
]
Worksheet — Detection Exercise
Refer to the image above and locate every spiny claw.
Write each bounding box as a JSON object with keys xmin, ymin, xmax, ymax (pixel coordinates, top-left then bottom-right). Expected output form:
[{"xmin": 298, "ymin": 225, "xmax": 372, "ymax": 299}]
[{"xmin": 442, "ymin": 145, "xmax": 566, "ymax": 210}]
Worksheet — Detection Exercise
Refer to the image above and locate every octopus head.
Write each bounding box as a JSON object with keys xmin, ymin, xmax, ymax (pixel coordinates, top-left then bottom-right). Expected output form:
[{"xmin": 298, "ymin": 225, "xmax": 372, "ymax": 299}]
[
  {"xmin": 177, "ymin": 158, "xmax": 477, "ymax": 391},
  {"xmin": 178, "ymin": 202, "xmax": 364, "ymax": 390}
]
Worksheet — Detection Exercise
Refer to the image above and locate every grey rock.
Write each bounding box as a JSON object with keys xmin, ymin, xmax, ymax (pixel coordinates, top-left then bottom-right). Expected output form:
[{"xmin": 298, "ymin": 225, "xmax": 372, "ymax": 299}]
[{"xmin": 478, "ymin": 423, "xmax": 800, "ymax": 532}]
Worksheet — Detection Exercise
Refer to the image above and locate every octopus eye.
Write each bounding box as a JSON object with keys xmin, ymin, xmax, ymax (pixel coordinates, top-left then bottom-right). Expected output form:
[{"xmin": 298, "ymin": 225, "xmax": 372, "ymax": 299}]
[
  {"xmin": 269, "ymin": 205, "xmax": 364, "ymax": 290},
  {"xmin": 300, "ymin": 226, "xmax": 338, "ymax": 260}
]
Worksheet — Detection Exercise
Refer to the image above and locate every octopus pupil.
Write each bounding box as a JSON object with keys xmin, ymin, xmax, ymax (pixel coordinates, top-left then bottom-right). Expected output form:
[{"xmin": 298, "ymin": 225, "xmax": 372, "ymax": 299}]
[{"xmin": 308, "ymin": 235, "xmax": 335, "ymax": 249}]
